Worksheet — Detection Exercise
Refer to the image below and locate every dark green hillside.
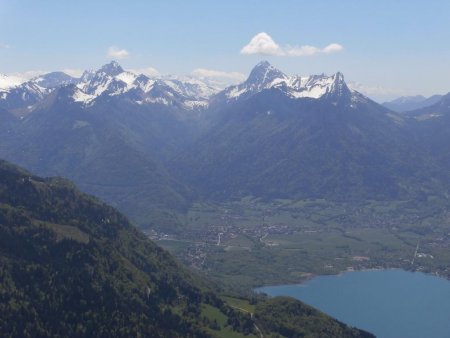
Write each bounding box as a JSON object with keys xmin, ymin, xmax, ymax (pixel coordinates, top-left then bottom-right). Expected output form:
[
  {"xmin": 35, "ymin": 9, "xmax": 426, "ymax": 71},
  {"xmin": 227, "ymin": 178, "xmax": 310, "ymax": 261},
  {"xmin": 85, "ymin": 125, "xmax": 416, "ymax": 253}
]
[{"xmin": 0, "ymin": 160, "xmax": 209, "ymax": 337}]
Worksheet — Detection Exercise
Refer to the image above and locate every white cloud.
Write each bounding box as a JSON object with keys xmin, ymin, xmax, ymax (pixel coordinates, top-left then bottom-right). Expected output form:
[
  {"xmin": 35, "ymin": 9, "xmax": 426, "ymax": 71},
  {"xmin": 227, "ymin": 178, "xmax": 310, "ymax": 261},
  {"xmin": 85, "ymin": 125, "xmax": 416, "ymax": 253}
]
[
  {"xmin": 240, "ymin": 32, "xmax": 283, "ymax": 56},
  {"xmin": 6, "ymin": 69, "xmax": 83, "ymax": 81},
  {"xmin": 323, "ymin": 43, "xmax": 344, "ymax": 54},
  {"xmin": 9, "ymin": 70, "xmax": 46, "ymax": 80},
  {"xmin": 128, "ymin": 67, "xmax": 160, "ymax": 77},
  {"xmin": 62, "ymin": 68, "xmax": 84, "ymax": 77},
  {"xmin": 0, "ymin": 70, "xmax": 46, "ymax": 89},
  {"xmin": 107, "ymin": 46, "xmax": 130, "ymax": 59},
  {"xmin": 285, "ymin": 45, "xmax": 320, "ymax": 56},
  {"xmin": 241, "ymin": 32, "xmax": 344, "ymax": 57},
  {"xmin": 0, "ymin": 43, "xmax": 11, "ymax": 49},
  {"xmin": 191, "ymin": 68, "xmax": 245, "ymax": 82}
]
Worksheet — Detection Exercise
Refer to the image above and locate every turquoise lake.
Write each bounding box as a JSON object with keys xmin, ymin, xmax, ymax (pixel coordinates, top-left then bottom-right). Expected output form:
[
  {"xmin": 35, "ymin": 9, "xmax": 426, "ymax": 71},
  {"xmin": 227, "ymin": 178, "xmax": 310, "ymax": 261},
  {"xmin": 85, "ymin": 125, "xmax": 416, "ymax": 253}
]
[{"xmin": 257, "ymin": 269, "xmax": 450, "ymax": 338}]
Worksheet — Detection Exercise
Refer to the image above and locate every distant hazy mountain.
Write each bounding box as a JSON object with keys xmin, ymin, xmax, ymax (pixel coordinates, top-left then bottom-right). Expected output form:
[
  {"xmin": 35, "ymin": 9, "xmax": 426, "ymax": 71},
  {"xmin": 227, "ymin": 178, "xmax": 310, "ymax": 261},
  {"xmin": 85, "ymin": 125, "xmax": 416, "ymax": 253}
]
[
  {"xmin": 403, "ymin": 93, "xmax": 450, "ymax": 175},
  {"xmin": 405, "ymin": 92, "xmax": 450, "ymax": 120},
  {"xmin": 32, "ymin": 71, "xmax": 78, "ymax": 88},
  {"xmin": 382, "ymin": 94, "xmax": 443, "ymax": 112}
]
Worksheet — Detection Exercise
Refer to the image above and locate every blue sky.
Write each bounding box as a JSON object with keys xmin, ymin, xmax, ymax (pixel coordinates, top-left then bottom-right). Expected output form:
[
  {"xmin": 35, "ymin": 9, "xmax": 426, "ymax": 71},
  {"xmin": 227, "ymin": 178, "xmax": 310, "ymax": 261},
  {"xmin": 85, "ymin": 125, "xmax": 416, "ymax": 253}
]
[{"xmin": 1, "ymin": 0, "xmax": 450, "ymax": 100}]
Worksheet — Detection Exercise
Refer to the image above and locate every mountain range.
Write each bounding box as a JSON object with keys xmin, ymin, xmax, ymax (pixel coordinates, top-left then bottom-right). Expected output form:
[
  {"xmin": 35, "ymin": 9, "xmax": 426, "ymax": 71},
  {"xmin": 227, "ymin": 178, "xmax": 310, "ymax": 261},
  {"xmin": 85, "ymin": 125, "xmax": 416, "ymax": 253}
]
[
  {"xmin": 1, "ymin": 61, "xmax": 450, "ymax": 231},
  {"xmin": 382, "ymin": 94, "xmax": 443, "ymax": 112},
  {"xmin": 0, "ymin": 61, "xmax": 217, "ymax": 114},
  {"xmin": 172, "ymin": 62, "xmax": 440, "ymax": 202}
]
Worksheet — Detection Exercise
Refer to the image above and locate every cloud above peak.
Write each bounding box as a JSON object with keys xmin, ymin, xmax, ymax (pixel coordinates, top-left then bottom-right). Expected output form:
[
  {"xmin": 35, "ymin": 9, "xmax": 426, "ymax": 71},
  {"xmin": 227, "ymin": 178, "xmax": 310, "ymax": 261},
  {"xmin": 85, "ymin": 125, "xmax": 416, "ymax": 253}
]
[
  {"xmin": 240, "ymin": 32, "xmax": 284, "ymax": 56},
  {"xmin": 240, "ymin": 32, "xmax": 343, "ymax": 57},
  {"xmin": 107, "ymin": 46, "xmax": 130, "ymax": 59},
  {"xmin": 191, "ymin": 68, "xmax": 245, "ymax": 81}
]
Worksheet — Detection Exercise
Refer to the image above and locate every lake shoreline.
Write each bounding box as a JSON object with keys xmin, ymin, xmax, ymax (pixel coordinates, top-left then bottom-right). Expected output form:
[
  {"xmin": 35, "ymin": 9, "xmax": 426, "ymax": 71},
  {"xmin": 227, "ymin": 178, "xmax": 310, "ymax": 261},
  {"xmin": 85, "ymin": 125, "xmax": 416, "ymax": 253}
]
[
  {"xmin": 256, "ymin": 269, "xmax": 450, "ymax": 338},
  {"xmin": 255, "ymin": 265, "xmax": 446, "ymax": 290}
]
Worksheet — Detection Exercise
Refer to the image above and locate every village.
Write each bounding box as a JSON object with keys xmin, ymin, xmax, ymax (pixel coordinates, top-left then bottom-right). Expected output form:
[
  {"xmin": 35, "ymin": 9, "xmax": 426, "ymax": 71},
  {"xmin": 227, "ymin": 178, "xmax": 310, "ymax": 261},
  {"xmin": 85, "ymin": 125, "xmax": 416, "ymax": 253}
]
[{"xmin": 142, "ymin": 200, "xmax": 450, "ymax": 284}]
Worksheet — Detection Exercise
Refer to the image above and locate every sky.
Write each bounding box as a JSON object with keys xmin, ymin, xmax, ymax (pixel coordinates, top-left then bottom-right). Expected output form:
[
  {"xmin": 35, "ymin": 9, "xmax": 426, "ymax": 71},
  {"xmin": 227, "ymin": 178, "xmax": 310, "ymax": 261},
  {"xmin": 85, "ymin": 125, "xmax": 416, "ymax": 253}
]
[{"xmin": 1, "ymin": 0, "xmax": 450, "ymax": 101}]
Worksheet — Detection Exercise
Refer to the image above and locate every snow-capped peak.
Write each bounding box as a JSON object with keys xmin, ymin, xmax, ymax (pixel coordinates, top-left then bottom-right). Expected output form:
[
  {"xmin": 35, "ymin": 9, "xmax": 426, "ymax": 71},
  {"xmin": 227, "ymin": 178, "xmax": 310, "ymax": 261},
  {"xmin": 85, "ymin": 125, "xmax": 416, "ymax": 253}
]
[
  {"xmin": 246, "ymin": 60, "xmax": 288, "ymax": 88},
  {"xmin": 99, "ymin": 60, "xmax": 124, "ymax": 77},
  {"xmin": 77, "ymin": 62, "xmax": 129, "ymax": 97},
  {"xmin": 220, "ymin": 61, "xmax": 350, "ymax": 101},
  {"xmin": 221, "ymin": 61, "xmax": 285, "ymax": 100}
]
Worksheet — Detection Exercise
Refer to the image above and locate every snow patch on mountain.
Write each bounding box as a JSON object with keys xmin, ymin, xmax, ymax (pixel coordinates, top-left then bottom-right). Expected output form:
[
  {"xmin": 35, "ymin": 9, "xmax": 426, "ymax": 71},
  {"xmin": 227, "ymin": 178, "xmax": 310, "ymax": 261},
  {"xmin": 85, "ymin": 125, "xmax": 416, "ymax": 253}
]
[
  {"xmin": 162, "ymin": 77, "xmax": 218, "ymax": 99},
  {"xmin": 0, "ymin": 74, "xmax": 26, "ymax": 91},
  {"xmin": 284, "ymin": 75, "xmax": 338, "ymax": 99},
  {"xmin": 72, "ymin": 88, "xmax": 95, "ymax": 104},
  {"xmin": 115, "ymin": 71, "xmax": 138, "ymax": 88}
]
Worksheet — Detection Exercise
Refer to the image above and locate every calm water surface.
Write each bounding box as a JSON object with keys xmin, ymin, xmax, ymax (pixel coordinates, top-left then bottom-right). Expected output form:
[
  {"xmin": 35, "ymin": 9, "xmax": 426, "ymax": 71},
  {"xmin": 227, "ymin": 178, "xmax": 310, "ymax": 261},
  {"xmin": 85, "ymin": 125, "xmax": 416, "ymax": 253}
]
[{"xmin": 257, "ymin": 269, "xmax": 450, "ymax": 338}]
